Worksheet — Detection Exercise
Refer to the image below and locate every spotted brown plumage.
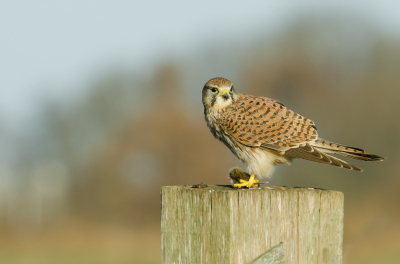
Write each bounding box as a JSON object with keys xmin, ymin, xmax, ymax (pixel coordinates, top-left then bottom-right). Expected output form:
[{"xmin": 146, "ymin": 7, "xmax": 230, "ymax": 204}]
[
  {"xmin": 220, "ymin": 94, "xmax": 318, "ymax": 153},
  {"xmin": 202, "ymin": 77, "xmax": 385, "ymax": 181}
]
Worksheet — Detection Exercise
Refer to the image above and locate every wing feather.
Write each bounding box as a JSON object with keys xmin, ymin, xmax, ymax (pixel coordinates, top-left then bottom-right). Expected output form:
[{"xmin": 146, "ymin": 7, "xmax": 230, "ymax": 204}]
[{"xmin": 220, "ymin": 94, "xmax": 318, "ymax": 153}]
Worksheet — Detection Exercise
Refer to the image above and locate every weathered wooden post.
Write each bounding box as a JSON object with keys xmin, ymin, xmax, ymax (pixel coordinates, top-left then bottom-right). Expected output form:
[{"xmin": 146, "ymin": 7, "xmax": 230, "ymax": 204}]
[{"xmin": 161, "ymin": 185, "xmax": 344, "ymax": 264}]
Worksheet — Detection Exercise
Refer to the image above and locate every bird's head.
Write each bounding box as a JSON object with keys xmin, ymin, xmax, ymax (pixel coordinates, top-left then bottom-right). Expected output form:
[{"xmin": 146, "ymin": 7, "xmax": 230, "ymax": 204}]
[{"xmin": 202, "ymin": 77, "xmax": 239, "ymax": 111}]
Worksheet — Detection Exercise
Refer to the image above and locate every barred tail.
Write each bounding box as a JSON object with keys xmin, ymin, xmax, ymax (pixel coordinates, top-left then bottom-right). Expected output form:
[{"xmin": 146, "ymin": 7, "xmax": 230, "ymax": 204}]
[
  {"xmin": 285, "ymin": 144, "xmax": 364, "ymax": 171},
  {"xmin": 313, "ymin": 138, "xmax": 385, "ymax": 161}
]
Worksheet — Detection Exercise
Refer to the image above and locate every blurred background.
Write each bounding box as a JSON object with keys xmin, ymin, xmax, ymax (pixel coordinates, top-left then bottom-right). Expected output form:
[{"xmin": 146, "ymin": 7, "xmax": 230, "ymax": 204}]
[{"xmin": 1, "ymin": 2, "xmax": 399, "ymax": 263}]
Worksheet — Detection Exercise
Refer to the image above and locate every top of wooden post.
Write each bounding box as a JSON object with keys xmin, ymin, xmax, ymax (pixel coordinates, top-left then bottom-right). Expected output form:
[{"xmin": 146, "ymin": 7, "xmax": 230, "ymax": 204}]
[{"xmin": 162, "ymin": 184, "xmax": 343, "ymax": 196}]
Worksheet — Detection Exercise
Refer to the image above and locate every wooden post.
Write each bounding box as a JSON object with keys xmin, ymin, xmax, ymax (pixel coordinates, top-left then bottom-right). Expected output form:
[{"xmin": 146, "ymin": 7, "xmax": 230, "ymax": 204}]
[{"xmin": 161, "ymin": 185, "xmax": 344, "ymax": 264}]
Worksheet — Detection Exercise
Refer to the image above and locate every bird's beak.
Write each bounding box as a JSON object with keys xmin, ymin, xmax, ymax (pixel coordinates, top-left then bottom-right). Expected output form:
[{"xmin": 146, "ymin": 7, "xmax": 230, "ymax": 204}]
[{"xmin": 220, "ymin": 90, "xmax": 230, "ymax": 100}]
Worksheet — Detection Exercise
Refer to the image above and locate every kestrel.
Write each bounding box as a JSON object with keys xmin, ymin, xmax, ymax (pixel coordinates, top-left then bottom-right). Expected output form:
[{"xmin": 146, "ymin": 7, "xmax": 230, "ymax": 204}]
[{"xmin": 202, "ymin": 77, "xmax": 384, "ymax": 188}]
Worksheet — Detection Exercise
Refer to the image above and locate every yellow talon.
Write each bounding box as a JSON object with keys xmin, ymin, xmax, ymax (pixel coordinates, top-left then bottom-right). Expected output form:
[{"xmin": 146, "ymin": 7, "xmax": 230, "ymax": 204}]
[{"xmin": 233, "ymin": 174, "xmax": 259, "ymax": 188}]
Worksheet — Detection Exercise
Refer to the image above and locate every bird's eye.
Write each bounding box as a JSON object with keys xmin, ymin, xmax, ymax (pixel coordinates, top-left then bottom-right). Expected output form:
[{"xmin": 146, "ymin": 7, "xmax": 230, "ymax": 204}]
[
  {"xmin": 211, "ymin": 88, "xmax": 218, "ymax": 93},
  {"xmin": 230, "ymin": 86, "xmax": 233, "ymax": 92}
]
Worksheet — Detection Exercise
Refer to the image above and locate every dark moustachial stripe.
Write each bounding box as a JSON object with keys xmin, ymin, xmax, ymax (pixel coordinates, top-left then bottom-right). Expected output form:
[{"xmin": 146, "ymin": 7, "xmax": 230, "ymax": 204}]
[{"xmin": 210, "ymin": 94, "xmax": 217, "ymax": 107}]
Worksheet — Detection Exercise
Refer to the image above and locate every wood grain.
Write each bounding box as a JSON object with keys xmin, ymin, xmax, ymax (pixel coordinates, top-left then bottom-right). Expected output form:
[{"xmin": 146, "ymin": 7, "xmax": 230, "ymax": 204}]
[{"xmin": 247, "ymin": 242, "xmax": 284, "ymax": 264}]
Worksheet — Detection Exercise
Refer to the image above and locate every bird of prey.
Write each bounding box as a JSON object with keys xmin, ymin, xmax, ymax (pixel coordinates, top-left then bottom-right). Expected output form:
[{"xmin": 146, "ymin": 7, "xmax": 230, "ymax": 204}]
[{"xmin": 202, "ymin": 77, "xmax": 384, "ymax": 188}]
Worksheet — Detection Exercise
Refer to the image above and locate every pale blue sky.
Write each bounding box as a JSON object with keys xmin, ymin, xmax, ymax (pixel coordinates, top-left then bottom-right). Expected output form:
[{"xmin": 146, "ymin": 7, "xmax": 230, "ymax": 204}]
[{"xmin": 1, "ymin": 1, "xmax": 400, "ymax": 134}]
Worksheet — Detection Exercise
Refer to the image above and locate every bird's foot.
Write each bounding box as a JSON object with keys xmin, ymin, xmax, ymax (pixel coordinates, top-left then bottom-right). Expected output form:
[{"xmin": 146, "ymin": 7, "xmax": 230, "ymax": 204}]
[{"xmin": 233, "ymin": 174, "xmax": 259, "ymax": 188}]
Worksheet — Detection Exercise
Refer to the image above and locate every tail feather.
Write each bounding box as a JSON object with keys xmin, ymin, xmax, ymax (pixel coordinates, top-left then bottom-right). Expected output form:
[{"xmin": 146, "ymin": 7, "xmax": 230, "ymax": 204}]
[
  {"xmin": 333, "ymin": 152, "xmax": 384, "ymax": 161},
  {"xmin": 285, "ymin": 144, "xmax": 363, "ymax": 172},
  {"xmin": 313, "ymin": 138, "xmax": 385, "ymax": 161}
]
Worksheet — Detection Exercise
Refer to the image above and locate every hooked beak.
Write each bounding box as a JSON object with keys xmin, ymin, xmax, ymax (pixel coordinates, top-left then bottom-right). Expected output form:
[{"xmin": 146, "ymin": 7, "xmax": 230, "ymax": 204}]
[{"xmin": 220, "ymin": 90, "xmax": 230, "ymax": 100}]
